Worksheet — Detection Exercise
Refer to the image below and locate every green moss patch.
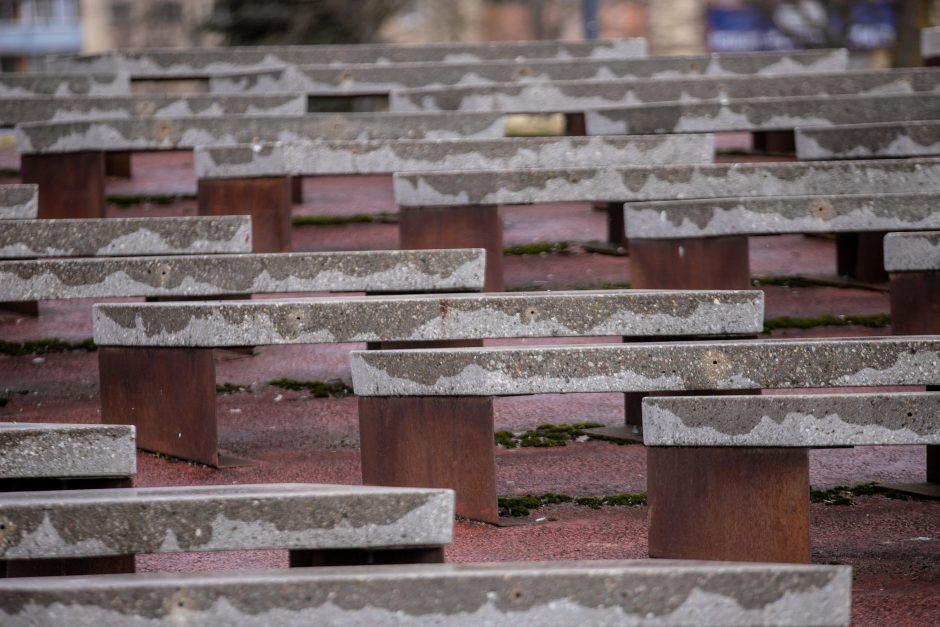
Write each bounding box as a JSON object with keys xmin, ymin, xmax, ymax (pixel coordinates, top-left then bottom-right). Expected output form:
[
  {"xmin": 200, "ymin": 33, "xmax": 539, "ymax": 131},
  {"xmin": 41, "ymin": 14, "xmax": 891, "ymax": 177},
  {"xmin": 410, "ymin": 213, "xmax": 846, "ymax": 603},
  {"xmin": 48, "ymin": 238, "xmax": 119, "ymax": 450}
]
[
  {"xmin": 107, "ymin": 194, "xmax": 195, "ymax": 208},
  {"xmin": 498, "ymin": 491, "xmax": 646, "ymax": 517},
  {"xmin": 0, "ymin": 338, "xmax": 96, "ymax": 356},
  {"xmin": 810, "ymin": 482, "xmax": 911, "ymax": 505},
  {"xmin": 764, "ymin": 314, "xmax": 890, "ymax": 333},
  {"xmin": 292, "ymin": 213, "xmax": 398, "ymax": 227},
  {"xmin": 216, "ymin": 383, "xmax": 249, "ymax": 395},
  {"xmin": 495, "ymin": 422, "xmax": 604, "ymax": 449},
  {"xmin": 504, "ymin": 241, "xmax": 569, "ymax": 256},
  {"xmin": 268, "ymin": 378, "xmax": 352, "ymax": 397}
]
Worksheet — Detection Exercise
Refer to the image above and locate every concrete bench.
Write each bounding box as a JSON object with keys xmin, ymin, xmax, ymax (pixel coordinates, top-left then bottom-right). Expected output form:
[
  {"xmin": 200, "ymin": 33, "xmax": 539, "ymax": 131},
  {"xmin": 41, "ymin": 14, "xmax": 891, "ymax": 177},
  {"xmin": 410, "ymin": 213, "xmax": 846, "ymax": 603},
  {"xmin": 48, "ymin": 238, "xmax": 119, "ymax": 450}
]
[
  {"xmin": 0, "ymin": 483, "xmax": 453, "ymax": 574},
  {"xmin": 0, "ymin": 215, "xmax": 250, "ymax": 259},
  {"xmin": 393, "ymin": 158, "xmax": 940, "ymax": 290},
  {"xmin": 92, "ymin": 289, "xmax": 762, "ymax": 495},
  {"xmin": 194, "ymin": 134, "xmax": 715, "ymax": 290},
  {"xmin": 389, "ymin": 66, "xmax": 940, "ymax": 113},
  {"xmin": 211, "ymin": 49, "xmax": 848, "ymax": 98},
  {"xmin": 0, "ymin": 185, "xmax": 37, "ymax": 221},
  {"xmin": 642, "ymin": 392, "xmax": 940, "ymax": 564},
  {"xmin": 350, "ymin": 335, "xmax": 940, "ymax": 524},
  {"xmin": 0, "ymin": 73, "xmax": 129, "ymax": 97},
  {"xmin": 47, "ymin": 38, "xmax": 649, "ymax": 77},
  {"xmin": 623, "ymin": 191, "xmax": 940, "ymax": 289},
  {"xmin": 0, "ymin": 423, "xmax": 137, "ymax": 577},
  {"xmin": 15, "ymin": 111, "xmax": 505, "ymax": 242},
  {"xmin": 0, "ymin": 560, "xmax": 852, "ymax": 626},
  {"xmin": 796, "ymin": 121, "xmax": 940, "ymax": 160}
]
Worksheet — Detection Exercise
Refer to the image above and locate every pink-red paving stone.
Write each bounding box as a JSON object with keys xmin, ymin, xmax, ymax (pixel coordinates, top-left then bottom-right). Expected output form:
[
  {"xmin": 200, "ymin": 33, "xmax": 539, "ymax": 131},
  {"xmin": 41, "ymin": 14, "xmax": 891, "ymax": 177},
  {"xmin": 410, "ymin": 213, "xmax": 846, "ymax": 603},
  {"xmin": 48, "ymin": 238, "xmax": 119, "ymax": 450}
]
[{"xmin": 1, "ymin": 146, "xmax": 938, "ymax": 625}]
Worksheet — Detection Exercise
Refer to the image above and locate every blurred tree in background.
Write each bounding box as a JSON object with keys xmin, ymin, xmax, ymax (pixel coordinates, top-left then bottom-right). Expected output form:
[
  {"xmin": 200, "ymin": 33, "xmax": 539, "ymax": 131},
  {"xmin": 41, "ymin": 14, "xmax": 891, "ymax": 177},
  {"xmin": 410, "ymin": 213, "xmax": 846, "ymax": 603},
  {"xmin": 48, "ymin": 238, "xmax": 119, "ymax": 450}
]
[{"xmin": 203, "ymin": 0, "xmax": 409, "ymax": 45}]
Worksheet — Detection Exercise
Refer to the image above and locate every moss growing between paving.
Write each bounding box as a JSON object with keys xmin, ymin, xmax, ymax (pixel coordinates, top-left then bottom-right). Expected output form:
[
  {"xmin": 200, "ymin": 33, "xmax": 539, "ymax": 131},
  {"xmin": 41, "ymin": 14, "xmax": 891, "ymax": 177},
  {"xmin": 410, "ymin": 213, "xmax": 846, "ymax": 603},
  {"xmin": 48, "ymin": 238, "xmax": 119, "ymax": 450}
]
[
  {"xmin": 504, "ymin": 241, "xmax": 569, "ymax": 256},
  {"xmin": 268, "ymin": 378, "xmax": 352, "ymax": 397},
  {"xmin": 764, "ymin": 314, "xmax": 890, "ymax": 333},
  {"xmin": 216, "ymin": 383, "xmax": 249, "ymax": 395},
  {"xmin": 498, "ymin": 492, "xmax": 645, "ymax": 517},
  {"xmin": 0, "ymin": 338, "xmax": 96, "ymax": 356},
  {"xmin": 107, "ymin": 194, "xmax": 195, "ymax": 208},
  {"xmin": 810, "ymin": 482, "xmax": 911, "ymax": 505},
  {"xmin": 292, "ymin": 213, "xmax": 398, "ymax": 227},
  {"xmin": 495, "ymin": 422, "xmax": 604, "ymax": 448}
]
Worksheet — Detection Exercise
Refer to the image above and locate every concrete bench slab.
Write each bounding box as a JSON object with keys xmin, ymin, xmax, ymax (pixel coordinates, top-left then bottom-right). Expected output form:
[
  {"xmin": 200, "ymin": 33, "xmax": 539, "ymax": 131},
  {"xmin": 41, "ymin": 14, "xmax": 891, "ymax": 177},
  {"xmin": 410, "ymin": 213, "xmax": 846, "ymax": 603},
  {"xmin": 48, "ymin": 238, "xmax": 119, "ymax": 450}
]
[
  {"xmin": 0, "ymin": 94, "xmax": 307, "ymax": 126},
  {"xmin": 92, "ymin": 290, "xmax": 763, "ymax": 347},
  {"xmin": 584, "ymin": 93, "xmax": 939, "ymax": 135},
  {"xmin": 0, "ymin": 216, "xmax": 251, "ymax": 259},
  {"xmin": 0, "ymin": 248, "xmax": 485, "ymax": 302},
  {"xmin": 194, "ymin": 135, "xmax": 715, "ymax": 179},
  {"xmin": 47, "ymin": 39, "xmax": 650, "ymax": 75},
  {"xmin": 0, "ymin": 185, "xmax": 37, "ymax": 220},
  {"xmin": 390, "ymin": 67, "xmax": 940, "ymax": 113},
  {"xmin": 0, "ymin": 483, "xmax": 452, "ymax": 561},
  {"xmin": 642, "ymin": 392, "xmax": 940, "ymax": 447},
  {"xmin": 0, "ymin": 424, "xmax": 135, "ymax": 480},
  {"xmin": 624, "ymin": 192, "xmax": 940, "ymax": 239},
  {"xmin": 15, "ymin": 112, "xmax": 506, "ymax": 155},
  {"xmin": 884, "ymin": 230, "xmax": 940, "ymax": 272},
  {"xmin": 642, "ymin": 391, "xmax": 940, "ymax": 564},
  {"xmin": 0, "ymin": 73, "xmax": 129, "ymax": 98},
  {"xmin": 796, "ymin": 120, "xmax": 940, "ymax": 160},
  {"xmin": 0, "ymin": 561, "xmax": 852, "ymax": 627},
  {"xmin": 393, "ymin": 158, "xmax": 940, "ymax": 207},
  {"xmin": 350, "ymin": 336, "xmax": 940, "ymax": 397},
  {"xmin": 210, "ymin": 49, "xmax": 848, "ymax": 95}
]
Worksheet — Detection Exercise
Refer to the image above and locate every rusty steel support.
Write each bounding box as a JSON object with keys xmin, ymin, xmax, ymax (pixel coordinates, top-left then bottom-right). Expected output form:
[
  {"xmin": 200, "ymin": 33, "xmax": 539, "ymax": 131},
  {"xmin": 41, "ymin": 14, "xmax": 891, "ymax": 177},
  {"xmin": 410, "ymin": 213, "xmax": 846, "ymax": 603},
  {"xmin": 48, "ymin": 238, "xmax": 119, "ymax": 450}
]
[
  {"xmin": 197, "ymin": 176, "xmax": 292, "ymax": 253},
  {"xmin": 358, "ymin": 395, "xmax": 499, "ymax": 524},
  {"xmin": 289, "ymin": 547, "xmax": 444, "ymax": 567},
  {"xmin": 290, "ymin": 176, "xmax": 304, "ymax": 204},
  {"xmin": 105, "ymin": 152, "xmax": 133, "ymax": 178},
  {"xmin": 836, "ymin": 232, "xmax": 888, "ymax": 283},
  {"xmin": 99, "ymin": 346, "xmax": 220, "ymax": 467},
  {"xmin": 0, "ymin": 477, "xmax": 135, "ymax": 577},
  {"xmin": 629, "ymin": 236, "xmax": 751, "ymax": 290},
  {"xmin": 647, "ymin": 447, "xmax": 810, "ymax": 563},
  {"xmin": 752, "ymin": 130, "xmax": 796, "ymax": 155},
  {"xmin": 21, "ymin": 151, "xmax": 106, "ymax": 219},
  {"xmin": 399, "ymin": 205, "xmax": 504, "ymax": 292}
]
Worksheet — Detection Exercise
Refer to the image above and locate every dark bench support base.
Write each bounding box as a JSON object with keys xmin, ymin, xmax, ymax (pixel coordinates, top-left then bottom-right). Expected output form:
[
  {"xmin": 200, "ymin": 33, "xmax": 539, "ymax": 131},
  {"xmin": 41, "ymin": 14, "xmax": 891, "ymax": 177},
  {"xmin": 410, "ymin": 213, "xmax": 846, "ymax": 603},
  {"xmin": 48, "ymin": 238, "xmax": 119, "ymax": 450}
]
[
  {"xmin": 752, "ymin": 130, "xmax": 796, "ymax": 155},
  {"xmin": 629, "ymin": 236, "xmax": 750, "ymax": 290},
  {"xmin": 399, "ymin": 205, "xmax": 504, "ymax": 292},
  {"xmin": 105, "ymin": 152, "xmax": 133, "ymax": 178},
  {"xmin": 289, "ymin": 547, "xmax": 444, "ymax": 567},
  {"xmin": 99, "ymin": 346, "xmax": 220, "ymax": 467},
  {"xmin": 648, "ymin": 447, "xmax": 810, "ymax": 563},
  {"xmin": 836, "ymin": 232, "xmax": 888, "ymax": 283},
  {"xmin": 21, "ymin": 151, "xmax": 106, "ymax": 219},
  {"xmin": 1, "ymin": 476, "xmax": 135, "ymax": 577},
  {"xmin": 359, "ymin": 395, "xmax": 499, "ymax": 524},
  {"xmin": 290, "ymin": 176, "xmax": 304, "ymax": 204},
  {"xmin": 198, "ymin": 177, "xmax": 292, "ymax": 253},
  {"xmin": 890, "ymin": 272, "xmax": 940, "ymax": 492},
  {"xmin": 0, "ymin": 302, "xmax": 39, "ymax": 317}
]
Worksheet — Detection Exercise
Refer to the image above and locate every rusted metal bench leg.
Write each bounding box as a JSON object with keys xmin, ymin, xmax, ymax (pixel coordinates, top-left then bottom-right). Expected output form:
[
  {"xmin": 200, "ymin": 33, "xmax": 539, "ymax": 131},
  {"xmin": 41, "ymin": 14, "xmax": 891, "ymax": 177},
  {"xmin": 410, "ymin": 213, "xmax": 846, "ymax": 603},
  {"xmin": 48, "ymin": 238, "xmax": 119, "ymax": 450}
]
[
  {"xmin": 647, "ymin": 447, "xmax": 810, "ymax": 563},
  {"xmin": 0, "ymin": 477, "xmax": 135, "ymax": 577},
  {"xmin": 890, "ymin": 271, "xmax": 940, "ymax": 489},
  {"xmin": 837, "ymin": 232, "xmax": 888, "ymax": 283},
  {"xmin": 198, "ymin": 176, "xmax": 292, "ymax": 253},
  {"xmin": 99, "ymin": 346, "xmax": 219, "ymax": 467},
  {"xmin": 359, "ymin": 395, "xmax": 498, "ymax": 524},
  {"xmin": 21, "ymin": 151, "xmax": 106, "ymax": 219},
  {"xmin": 105, "ymin": 152, "xmax": 133, "ymax": 178},
  {"xmin": 629, "ymin": 236, "xmax": 750, "ymax": 290},
  {"xmin": 289, "ymin": 547, "xmax": 444, "ymax": 567},
  {"xmin": 399, "ymin": 205, "xmax": 504, "ymax": 292},
  {"xmin": 290, "ymin": 176, "xmax": 304, "ymax": 204},
  {"xmin": 752, "ymin": 130, "xmax": 796, "ymax": 155}
]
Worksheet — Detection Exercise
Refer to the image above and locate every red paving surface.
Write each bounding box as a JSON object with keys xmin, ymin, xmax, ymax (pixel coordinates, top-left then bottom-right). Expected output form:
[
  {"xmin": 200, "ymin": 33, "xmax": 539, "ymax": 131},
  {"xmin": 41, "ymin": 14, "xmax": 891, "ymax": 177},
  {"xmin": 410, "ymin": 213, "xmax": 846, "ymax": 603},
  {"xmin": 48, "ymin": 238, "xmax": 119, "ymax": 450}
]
[{"xmin": 1, "ymin": 149, "xmax": 938, "ymax": 624}]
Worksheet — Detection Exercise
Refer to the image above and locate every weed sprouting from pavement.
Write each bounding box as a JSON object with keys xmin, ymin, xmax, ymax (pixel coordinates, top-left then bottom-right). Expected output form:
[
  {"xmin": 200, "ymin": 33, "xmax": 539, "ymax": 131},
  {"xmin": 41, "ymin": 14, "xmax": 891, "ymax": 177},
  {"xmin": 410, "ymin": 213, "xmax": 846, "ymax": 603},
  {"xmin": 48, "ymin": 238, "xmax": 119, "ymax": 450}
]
[
  {"xmin": 494, "ymin": 422, "xmax": 604, "ymax": 448},
  {"xmin": 268, "ymin": 378, "xmax": 352, "ymax": 397},
  {"xmin": 0, "ymin": 338, "xmax": 96, "ymax": 356}
]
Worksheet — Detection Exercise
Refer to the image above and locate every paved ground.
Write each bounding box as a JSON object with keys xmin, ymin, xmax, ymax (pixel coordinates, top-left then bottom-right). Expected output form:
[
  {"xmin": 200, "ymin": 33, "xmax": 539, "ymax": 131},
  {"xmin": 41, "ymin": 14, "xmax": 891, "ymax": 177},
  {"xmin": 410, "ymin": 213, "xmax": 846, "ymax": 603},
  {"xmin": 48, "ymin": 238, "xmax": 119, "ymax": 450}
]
[{"xmin": 1, "ymin": 150, "xmax": 937, "ymax": 625}]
